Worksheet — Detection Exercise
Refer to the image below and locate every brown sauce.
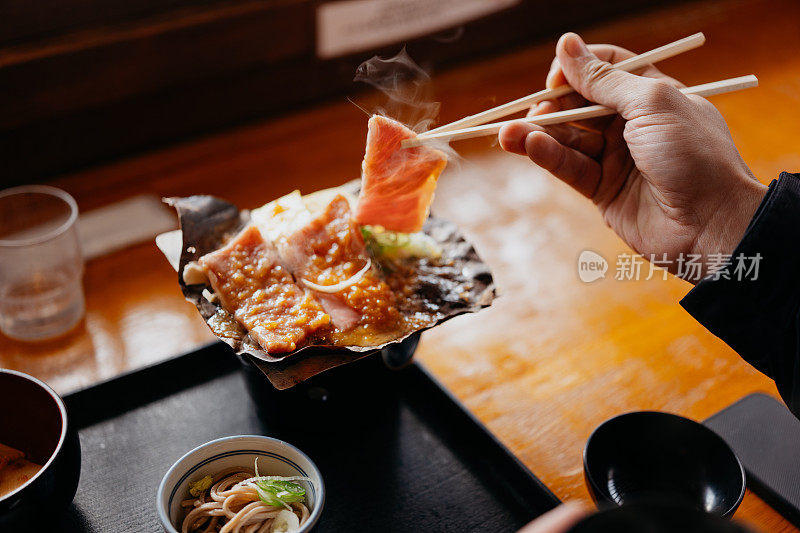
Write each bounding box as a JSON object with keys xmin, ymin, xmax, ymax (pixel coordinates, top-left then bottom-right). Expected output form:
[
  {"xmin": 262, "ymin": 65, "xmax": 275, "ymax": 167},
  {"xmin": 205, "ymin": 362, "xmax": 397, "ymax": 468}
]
[{"xmin": 200, "ymin": 226, "xmax": 330, "ymax": 352}]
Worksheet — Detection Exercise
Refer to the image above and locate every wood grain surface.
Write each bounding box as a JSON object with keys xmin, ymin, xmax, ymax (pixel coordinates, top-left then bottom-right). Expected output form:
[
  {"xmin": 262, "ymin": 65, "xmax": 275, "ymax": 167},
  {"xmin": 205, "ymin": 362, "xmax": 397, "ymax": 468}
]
[
  {"xmin": 0, "ymin": 0, "xmax": 669, "ymax": 183},
  {"xmin": 2, "ymin": 0, "xmax": 799, "ymax": 530}
]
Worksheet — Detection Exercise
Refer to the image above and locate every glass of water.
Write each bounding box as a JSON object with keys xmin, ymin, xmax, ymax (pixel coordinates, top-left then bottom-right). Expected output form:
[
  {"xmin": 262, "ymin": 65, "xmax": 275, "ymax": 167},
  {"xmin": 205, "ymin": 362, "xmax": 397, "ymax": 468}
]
[{"xmin": 0, "ymin": 185, "xmax": 85, "ymax": 341}]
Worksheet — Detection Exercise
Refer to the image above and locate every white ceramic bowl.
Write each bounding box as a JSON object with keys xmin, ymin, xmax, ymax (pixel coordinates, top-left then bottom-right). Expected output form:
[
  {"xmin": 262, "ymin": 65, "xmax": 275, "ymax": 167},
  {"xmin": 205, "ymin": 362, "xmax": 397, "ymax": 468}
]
[{"xmin": 156, "ymin": 435, "xmax": 324, "ymax": 532}]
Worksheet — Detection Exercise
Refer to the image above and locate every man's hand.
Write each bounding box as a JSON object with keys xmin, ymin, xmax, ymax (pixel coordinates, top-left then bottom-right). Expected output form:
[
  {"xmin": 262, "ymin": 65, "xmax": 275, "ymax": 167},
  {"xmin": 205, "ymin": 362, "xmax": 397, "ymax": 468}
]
[
  {"xmin": 499, "ymin": 33, "xmax": 766, "ymax": 281},
  {"xmin": 517, "ymin": 503, "xmax": 589, "ymax": 533}
]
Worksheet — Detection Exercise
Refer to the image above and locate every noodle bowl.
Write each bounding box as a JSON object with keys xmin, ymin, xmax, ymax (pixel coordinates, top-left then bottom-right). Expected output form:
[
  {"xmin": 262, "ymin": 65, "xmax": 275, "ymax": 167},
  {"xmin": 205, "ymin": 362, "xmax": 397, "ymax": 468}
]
[
  {"xmin": 157, "ymin": 436, "xmax": 324, "ymax": 533},
  {"xmin": 180, "ymin": 467, "xmax": 310, "ymax": 533}
]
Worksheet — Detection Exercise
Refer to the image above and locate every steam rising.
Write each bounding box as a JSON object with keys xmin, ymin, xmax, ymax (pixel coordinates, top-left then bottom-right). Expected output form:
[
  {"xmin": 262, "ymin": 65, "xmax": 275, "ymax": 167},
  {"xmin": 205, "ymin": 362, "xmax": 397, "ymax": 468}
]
[{"xmin": 354, "ymin": 48, "xmax": 440, "ymax": 134}]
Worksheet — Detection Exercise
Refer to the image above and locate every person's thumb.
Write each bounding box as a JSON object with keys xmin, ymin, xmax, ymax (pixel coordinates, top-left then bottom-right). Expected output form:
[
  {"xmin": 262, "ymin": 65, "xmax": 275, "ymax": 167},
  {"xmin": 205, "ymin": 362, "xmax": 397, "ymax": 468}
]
[{"xmin": 556, "ymin": 33, "xmax": 669, "ymax": 119}]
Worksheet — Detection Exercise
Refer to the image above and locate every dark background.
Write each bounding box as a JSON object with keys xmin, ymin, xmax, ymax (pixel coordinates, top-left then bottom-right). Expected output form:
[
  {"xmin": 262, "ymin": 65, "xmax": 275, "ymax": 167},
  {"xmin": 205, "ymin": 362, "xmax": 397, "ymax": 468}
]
[{"xmin": 0, "ymin": 0, "xmax": 685, "ymax": 185}]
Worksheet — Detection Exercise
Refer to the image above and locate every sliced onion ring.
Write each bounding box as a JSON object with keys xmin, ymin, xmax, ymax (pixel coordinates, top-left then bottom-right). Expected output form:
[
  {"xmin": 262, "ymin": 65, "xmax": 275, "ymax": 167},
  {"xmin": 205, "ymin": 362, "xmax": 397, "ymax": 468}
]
[{"xmin": 301, "ymin": 259, "xmax": 371, "ymax": 294}]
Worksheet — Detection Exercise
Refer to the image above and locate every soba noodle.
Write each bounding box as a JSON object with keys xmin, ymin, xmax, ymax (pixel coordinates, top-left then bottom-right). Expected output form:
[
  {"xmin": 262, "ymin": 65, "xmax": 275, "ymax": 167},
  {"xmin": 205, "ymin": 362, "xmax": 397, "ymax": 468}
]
[{"xmin": 180, "ymin": 463, "xmax": 311, "ymax": 533}]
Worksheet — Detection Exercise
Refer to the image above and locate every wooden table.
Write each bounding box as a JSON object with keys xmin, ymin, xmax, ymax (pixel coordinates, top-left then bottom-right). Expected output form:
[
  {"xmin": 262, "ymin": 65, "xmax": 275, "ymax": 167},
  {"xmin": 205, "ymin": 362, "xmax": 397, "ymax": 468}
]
[{"xmin": 2, "ymin": 0, "xmax": 799, "ymax": 530}]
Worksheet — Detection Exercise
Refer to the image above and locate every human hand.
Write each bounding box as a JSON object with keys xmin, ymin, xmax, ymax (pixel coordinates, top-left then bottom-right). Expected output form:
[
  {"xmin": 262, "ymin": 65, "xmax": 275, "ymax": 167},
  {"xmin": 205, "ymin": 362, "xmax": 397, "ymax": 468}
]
[
  {"xmin": 499, "ymin": 33, "xmax": 767, "ymax": 281},
  {"xmin": 517, "ymin": 502, "xmax": 589, "ymax": 533}
]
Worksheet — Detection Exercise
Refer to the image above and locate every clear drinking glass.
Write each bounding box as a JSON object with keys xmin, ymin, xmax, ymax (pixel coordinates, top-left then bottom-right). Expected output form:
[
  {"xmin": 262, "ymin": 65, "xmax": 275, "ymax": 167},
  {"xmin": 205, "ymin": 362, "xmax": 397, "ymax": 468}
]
[{"xmin": 0, "ymin": 185, "xmax": 85, "ymax": 341}]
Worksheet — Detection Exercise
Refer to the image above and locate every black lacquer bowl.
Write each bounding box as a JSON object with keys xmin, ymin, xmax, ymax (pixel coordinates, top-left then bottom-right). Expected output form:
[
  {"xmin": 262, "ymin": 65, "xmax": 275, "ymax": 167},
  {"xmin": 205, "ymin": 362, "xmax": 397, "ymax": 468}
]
[
  {"xmin": 0, "ymin": 370, "xmax": 81, "ymax": 531},
  {"xmin": 584, "ymin": 411, "xmax": 745, "ymax": 518},
  {"xmin": 237, "ymin": 333, "xmax": 420, "ymax": 431}
]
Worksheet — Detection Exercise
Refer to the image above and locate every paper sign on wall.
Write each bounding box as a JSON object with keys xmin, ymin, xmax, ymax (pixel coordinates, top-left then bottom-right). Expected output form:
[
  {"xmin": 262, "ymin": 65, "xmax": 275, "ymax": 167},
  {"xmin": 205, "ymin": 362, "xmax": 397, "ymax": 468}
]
[{"xmin": 316, "ymin": 0, "xmax": 520, "ymax": 59}]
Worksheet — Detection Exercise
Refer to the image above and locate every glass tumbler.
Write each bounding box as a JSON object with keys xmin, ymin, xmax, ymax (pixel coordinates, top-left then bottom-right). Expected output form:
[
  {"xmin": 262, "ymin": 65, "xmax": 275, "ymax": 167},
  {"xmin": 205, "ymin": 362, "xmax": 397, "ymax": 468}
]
[{"xmin": 0, "ymin": 185, "xmax": 85, "ymax": 341}]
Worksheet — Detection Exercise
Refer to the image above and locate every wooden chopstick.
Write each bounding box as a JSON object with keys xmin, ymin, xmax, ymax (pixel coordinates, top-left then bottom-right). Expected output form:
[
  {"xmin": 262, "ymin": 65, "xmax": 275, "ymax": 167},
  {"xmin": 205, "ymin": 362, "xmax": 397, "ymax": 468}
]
[
  {"xmin": 402, "ymin": 75, "xmax": 758, "ymax": 147},
  {"xmin": 419, "ymin": 32, "xmax": 706, "ymax": 138}
]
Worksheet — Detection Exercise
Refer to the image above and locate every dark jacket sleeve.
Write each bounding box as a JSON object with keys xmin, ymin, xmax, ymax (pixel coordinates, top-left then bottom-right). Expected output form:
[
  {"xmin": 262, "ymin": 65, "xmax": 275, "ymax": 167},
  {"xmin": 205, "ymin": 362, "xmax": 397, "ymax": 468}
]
[{"xmin": 680, "ymin": 172, "xmax": 800, "ymax": 417}]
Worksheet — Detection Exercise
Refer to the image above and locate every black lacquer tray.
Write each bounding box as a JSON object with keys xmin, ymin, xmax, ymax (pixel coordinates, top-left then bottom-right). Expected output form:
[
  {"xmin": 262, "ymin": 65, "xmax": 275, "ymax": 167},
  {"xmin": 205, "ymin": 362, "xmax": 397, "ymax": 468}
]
[{"xmin": 57, "ymin": 343, "xmax": 559, "ymax": 532}]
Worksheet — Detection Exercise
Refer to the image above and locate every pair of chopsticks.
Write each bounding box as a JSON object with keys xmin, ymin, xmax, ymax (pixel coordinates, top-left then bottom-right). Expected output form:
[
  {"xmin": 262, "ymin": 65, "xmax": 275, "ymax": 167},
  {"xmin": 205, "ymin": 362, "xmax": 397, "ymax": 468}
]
[{"xmin": 402, "ymin": 33, "xmax": 758, "ymax": 148}]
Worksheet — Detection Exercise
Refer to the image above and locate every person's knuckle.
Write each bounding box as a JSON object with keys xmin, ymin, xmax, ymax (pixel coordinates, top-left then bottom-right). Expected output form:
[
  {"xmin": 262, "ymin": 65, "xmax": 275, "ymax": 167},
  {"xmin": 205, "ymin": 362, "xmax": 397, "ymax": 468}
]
[
  {"xmin": 582, "ymin": 59, "xmax": 615, "ymax": 85},
  {"xmin": 524, "ymin": 132, "xmax": 544, "ymax": 159},
  {"xmin": 568, "ymin": 128, "xmax": 591, "ymax": 154},
  {"xmin": 550, "ymin": 144, "xmax": 570, "ymax": 177},
  {"xmin": 566, "ymin": 128, "xmax": 581, "ymax": 148},
  {"xmin": 687, "ymin": 94, "xmax": 716, "ymax": 113},
  {"xmin": 690, "ymin": 95, "xmax": 726, "ymax": 124},
  {"xmin": 643, "ymin": 80, "xmax": 677, "ymax": 102}
]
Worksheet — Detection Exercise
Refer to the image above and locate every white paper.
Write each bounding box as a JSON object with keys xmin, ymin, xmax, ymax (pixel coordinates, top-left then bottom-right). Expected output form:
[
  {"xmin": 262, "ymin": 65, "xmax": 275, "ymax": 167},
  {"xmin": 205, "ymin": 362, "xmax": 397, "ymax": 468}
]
[
  {"xmin": 316, "ymin": 0, "xmax": 520, "ymax": 59},
  {"xmin": 78, "ymin": 195, "xmax": 177, "ymax": 261},
  {"xmin": 155, "ymin": 230, "xmax": 183, "ymax": 272}
]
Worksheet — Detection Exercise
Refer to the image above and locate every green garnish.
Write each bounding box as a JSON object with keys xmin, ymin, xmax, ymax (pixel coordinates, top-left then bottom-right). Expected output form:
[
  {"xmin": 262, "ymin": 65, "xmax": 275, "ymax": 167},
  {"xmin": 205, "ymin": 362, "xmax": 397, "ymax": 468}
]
[
  {"xmin": 251, "ymin": 457, "xmax": 307, "ymax": 509},
  {"xmin": 361, "ymin": 225, "xmax": 441, "ymax": 262},
  {"xmin": 188, "ymin": 475, "xmax": 213, "ymax": 497},
  {"xmin": 254, "ymin": 479, "xmax": 306, "ymax": 507}
]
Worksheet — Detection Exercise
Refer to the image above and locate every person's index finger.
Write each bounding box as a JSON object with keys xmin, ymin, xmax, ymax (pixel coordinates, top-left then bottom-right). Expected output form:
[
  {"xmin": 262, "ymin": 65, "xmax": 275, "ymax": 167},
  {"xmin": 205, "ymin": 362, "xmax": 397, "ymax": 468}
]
[{"xmin": 546, "ymin": 66, "xmax": 566, "ymax": 89}]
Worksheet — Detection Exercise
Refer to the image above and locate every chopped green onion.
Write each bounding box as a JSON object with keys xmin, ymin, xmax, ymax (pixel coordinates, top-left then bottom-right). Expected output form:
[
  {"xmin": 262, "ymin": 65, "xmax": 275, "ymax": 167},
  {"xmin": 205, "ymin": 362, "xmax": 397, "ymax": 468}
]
[
  {"xmin": 251, "ymin": 458, "xmax": 307, "ymax": 508},
  {"xmin": 254, "ymin": 479, "xmax": 306, "ymax": 507}
]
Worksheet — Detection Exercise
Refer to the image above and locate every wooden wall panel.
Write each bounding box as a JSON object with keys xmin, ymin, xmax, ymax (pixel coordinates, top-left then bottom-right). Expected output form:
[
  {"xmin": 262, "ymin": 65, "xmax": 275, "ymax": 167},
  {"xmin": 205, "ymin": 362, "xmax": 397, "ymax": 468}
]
[
  {"xmin": 0, "ymin": 0, "xmax": 685, "ymax": 183},
  {"xmin": 1, "ymin": 0, "xmax": 240, "ymax": 44}
]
